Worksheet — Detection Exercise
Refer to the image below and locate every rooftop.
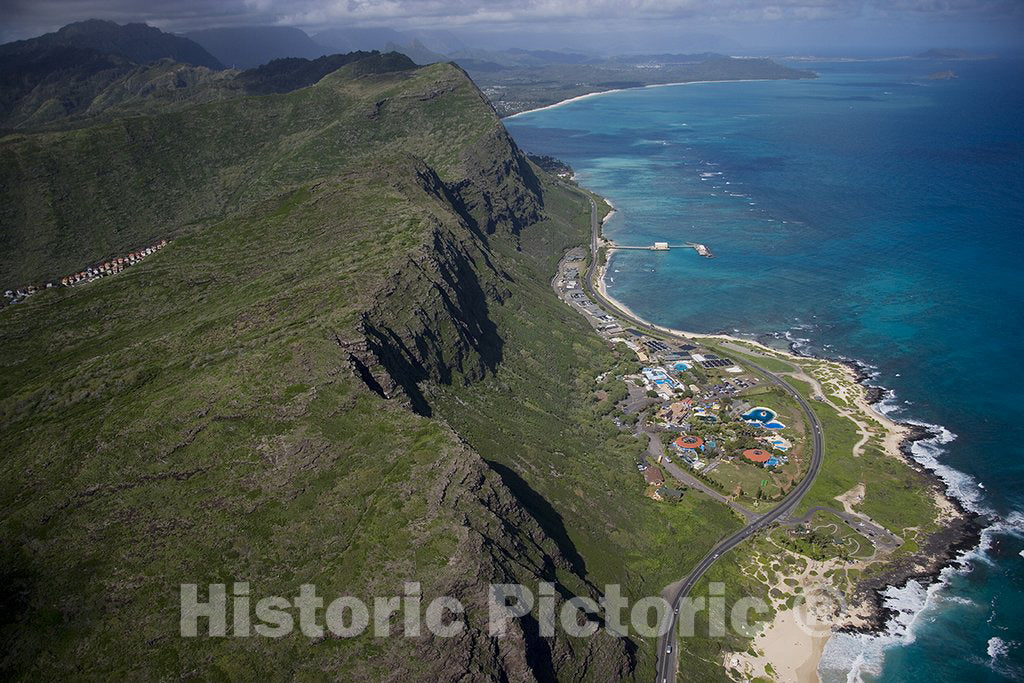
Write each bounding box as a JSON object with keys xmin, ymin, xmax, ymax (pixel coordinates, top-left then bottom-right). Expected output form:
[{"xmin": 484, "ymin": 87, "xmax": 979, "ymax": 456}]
[{"xmin": 743, "ymin": 448, "xmax": 772, "ymax": 463}]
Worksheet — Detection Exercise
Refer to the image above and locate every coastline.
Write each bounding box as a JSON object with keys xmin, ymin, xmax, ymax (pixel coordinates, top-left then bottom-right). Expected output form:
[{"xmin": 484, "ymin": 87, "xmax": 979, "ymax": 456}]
[
  {"xmin": 504, "ymin": 79, "xmax": 768, "ymax": 119},
  {"xmin": 588, "ymin": 199, "xmax": 986, "ymax": 680}
]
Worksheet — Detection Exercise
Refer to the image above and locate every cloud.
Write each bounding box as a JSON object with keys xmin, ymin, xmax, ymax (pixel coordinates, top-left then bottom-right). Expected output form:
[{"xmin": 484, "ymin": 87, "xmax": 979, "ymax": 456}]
[{"xmin": 0, "ymin": 0, "xmax": 1020, "ymax": 44}]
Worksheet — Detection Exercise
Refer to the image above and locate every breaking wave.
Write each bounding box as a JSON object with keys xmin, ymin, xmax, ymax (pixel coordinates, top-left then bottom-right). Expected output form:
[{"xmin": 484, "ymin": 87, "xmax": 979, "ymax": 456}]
[{"xmin": 762, "ymin": 325, "xmax": 1015, "ymax": 683}]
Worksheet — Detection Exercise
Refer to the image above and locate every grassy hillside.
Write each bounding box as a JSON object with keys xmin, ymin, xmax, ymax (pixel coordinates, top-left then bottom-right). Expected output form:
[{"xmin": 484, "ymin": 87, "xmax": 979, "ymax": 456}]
[
  {"xmin": 0, "ymin": 60, "xmax": 503, "ymax": 290},
  {"xmin": 1, "ymin": 58, "xmax": 742, "ymax": 679}
]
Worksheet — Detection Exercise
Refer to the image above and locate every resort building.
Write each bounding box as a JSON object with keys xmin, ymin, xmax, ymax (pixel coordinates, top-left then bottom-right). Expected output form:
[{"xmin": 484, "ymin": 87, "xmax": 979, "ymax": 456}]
[{"xmin": 742, "ymin": 448, "xmax": 778, "ymax": 467}]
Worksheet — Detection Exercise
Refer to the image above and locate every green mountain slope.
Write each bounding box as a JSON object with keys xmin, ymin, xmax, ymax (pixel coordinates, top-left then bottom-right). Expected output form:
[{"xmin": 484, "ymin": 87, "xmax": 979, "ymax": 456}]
[
  {"xmin": 0, "ymin": 56, "xmax": 239, "ymax": 131},
  {"xmin": 1, "ymin": 58, "xmax": 740, "ymax": 679},
  {"xmin": 0, "ymin": 59, "xmax": 498, "ymax": 289},
  {"xmin": 0, "ymin": 19, "xmax": 223, "ymax": 69}
]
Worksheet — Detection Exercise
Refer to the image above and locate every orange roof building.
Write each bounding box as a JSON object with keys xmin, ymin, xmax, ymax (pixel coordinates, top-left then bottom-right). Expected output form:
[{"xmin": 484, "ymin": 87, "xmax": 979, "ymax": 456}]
[
  {"xmin": 675, "ymin": 435, "xmax": 704, "ymax": 451},
  {"xmin": 743, "ymin": 448, "xmax": 772, "ymax": 463}
]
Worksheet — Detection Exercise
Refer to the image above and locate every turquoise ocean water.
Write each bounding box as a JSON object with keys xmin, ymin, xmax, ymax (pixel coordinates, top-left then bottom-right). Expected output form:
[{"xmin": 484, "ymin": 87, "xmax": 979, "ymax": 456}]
[{"xmin": 505, "ymin": 58, "xmax": 1024, "ymax": 681}]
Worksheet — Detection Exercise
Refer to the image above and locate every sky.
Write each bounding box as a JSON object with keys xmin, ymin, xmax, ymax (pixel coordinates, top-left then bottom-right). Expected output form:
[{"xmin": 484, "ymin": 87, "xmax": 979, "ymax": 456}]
[{"xmin": 1, "ymin": 0, "xmax": 1022, "ymax": 54}]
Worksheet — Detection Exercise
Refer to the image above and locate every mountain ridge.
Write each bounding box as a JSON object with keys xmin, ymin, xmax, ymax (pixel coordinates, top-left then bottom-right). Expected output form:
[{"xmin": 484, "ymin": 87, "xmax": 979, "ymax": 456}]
[
  {"xmin": 183, "ymin": 26, "xmax": 329, "ymax": 68},
  {"xmin": 0, "ymin": 19, "xmax": 223, "ymax": 69},
  {"xmin": 0, "ymin": 50, "xmax": 744, "ymax": 679}
]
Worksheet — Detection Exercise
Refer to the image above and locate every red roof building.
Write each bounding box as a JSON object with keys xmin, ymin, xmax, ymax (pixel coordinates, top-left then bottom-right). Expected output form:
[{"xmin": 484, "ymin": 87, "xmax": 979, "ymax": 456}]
[
  {"xmin": 675, "ymin": 435, "xmax": 704, "ymax": 451},
  {"xmin": 743, "ymin": 449, "xmax": 772, "ymax": 463}
]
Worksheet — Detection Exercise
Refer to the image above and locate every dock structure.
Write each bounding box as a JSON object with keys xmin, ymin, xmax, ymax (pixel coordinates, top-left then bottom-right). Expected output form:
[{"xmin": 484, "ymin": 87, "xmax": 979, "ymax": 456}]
[
  {"xmin": 605, "ymin": 241, "xmax": 714, "ymax": 258},
  {"xmin": 686, "ymin": 242, "xmax": 714, "ymax": 258}
]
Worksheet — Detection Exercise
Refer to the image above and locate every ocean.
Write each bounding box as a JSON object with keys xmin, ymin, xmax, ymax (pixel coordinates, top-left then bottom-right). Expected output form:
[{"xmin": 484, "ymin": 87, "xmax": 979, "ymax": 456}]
[{"xmin": 505, "ymin": 57, "xmax": 1024, "ymax": 681}]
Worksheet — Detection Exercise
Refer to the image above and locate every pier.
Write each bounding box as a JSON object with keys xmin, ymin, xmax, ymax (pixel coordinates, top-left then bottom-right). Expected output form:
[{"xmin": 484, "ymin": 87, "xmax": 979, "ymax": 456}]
[{"xmin": 605, "ymin": 241, "xmax": 714, "ymax": 258}]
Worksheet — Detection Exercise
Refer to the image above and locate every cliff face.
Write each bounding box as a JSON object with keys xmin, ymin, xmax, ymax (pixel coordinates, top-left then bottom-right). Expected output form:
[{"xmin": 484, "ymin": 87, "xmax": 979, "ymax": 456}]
[
  {"xmin": 0, "ymin": 59, "xmax": 640, "ymax": 680},
  {"xmin": 452, "ymin": 125, "xmax": 544, "ymax": 240},
  {"xmin": 343, "ymin": 153, "xmax": 537, "ymax": 417},
  {"xmin": 408, "ymin": 439, "xmax": 634, "ymax": 681},
  {"xmin": 0, "ymin": 57, "xmax": 537, "ymax": 290}
]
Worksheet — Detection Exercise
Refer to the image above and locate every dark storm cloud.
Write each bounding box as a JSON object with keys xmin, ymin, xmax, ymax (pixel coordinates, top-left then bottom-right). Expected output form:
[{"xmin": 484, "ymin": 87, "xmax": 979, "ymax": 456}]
[{"xmin": 1, "ymin": 0, "xmax": 1021, "ymax": 48}]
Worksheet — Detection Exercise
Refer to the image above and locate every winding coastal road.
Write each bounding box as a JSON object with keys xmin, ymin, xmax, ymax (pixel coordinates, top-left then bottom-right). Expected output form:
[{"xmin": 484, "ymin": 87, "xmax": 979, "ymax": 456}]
[{"xmin": 577, "ymin": 194, "xmax": 825, "ymax": 682}]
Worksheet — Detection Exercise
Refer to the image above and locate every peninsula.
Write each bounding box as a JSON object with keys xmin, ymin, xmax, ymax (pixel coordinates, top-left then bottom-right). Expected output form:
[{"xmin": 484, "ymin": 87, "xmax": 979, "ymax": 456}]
[{"xmin": 462, "ymin": 54, "xmax": 816, "ymax": 117}]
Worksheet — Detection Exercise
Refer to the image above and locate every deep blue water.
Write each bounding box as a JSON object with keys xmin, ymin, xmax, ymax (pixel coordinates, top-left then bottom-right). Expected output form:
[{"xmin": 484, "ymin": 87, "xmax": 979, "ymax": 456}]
[{"xmin": 506, "ymin": 59, "xmax": 1024, "ymax": 681}]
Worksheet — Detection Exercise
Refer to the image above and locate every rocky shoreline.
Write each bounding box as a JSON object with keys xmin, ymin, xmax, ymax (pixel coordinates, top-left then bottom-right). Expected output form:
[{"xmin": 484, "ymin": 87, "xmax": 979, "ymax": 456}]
[
  {"xmin": 843, "ymin": 509, "xmax": 985, "ymax": 634},
  {"xmin": 761, "ymin": 347, "xmax": 990, "ymax": 635},
  {"xmin": 837, "ymin": 359, "xmax": 987, "ymax": 634}
]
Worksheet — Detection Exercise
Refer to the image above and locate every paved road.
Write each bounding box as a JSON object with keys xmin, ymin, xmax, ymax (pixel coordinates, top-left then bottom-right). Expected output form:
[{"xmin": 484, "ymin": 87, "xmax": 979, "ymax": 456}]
[
  {"xmin": 786, "ymin": 505, "xmax": 903, "ymax": 556},
  {"xmin": 576, "ymin": 194, "xmax": 825, "ymax": 683},
  {"xmin": 639, "ymin": 425, "xmax": 759, "ymax": 523}
]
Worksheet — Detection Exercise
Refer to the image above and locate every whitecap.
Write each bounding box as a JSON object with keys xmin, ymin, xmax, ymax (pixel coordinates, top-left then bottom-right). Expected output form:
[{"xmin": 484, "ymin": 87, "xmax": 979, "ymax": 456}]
[
  {"xmin": 983, "ymin": 637, "xmax": 1022, "ymax": 678},
  {"xmin": 987, "ymin": 636, "xmax": 1009, "ymax": 660},
  {"xmin": 822, "ymin": 526, "xmax": 1004, "ymax": 681},
  {"xmin": 941, "ymin": 594, "xmax": 977, "ymax": 607},
  {"xmin": 902, "ymin": 420, "xmax": 994, "ymax": 515}
]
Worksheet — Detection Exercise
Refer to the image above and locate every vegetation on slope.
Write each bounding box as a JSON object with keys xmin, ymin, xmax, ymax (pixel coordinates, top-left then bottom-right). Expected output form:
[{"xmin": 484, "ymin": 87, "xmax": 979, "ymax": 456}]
[
  {"xmin": 0, "ymin": 59, "xmax": 499, "ymax": 289},
  {"xmin": 1, "ymin": 55, "xmax": 743, "ymax": 680}
]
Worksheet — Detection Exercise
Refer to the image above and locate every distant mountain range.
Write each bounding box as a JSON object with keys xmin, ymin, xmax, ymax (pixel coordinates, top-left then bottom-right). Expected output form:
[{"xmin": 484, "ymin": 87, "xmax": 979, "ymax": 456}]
[
  {"xmin": 0, "ymin": 19, "xmax": 816, "ymax": 127},
  {"xmin": 0, "ymin": 20, "xmax": 417, "ymax": 131},
  {"xmin": 183, "ymin": 26, "xmax": 327, "ymax": 69},
  {"xmin": 0, "ymin": 19, "xmax": 222, "ymax": 69}
]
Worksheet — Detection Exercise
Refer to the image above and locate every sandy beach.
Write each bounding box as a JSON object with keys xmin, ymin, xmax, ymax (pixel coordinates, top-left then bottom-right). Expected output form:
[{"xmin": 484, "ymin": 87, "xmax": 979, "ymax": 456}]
[
  {"xmin": 505, "ymin": 79, "xmax": 766, "ymax": 119},
  {"xmin": 727, "ymin": 606, "xmax": 833, "ymax": 683},
  {"xmin": 725, "ymin": 550, "xmax": 853, "ymax": 683}
]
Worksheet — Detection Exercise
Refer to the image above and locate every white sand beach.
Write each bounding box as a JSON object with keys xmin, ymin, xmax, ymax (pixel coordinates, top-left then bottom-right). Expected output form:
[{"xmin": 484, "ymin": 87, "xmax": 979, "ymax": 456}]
[{"xmin": 505, "ymin": 79, "xmax": 766, "ymax": 119}]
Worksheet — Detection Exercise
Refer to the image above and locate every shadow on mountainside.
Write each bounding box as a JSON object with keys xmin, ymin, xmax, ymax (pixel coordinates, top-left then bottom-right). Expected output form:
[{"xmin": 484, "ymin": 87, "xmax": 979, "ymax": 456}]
[{"xmin": 487, "ymin": 461, "xmax": 588, "ymax": 580}]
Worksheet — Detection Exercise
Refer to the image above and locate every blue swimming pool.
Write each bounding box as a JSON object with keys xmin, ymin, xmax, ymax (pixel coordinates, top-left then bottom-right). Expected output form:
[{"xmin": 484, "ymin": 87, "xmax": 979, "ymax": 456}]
[{"xmin": 741, "ymin": 407, "xmax": 776, "ymax": 423}]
